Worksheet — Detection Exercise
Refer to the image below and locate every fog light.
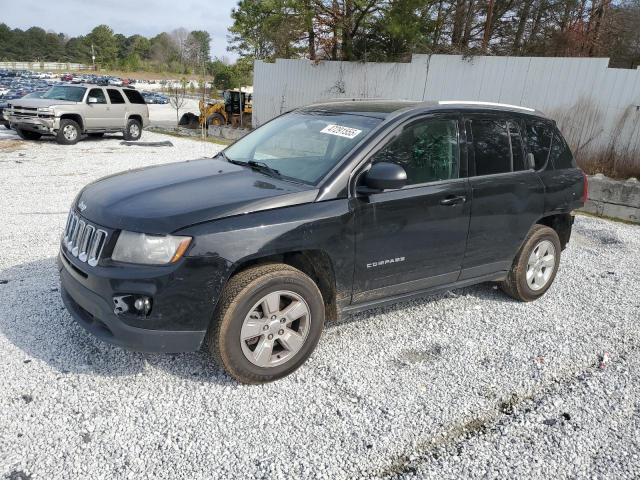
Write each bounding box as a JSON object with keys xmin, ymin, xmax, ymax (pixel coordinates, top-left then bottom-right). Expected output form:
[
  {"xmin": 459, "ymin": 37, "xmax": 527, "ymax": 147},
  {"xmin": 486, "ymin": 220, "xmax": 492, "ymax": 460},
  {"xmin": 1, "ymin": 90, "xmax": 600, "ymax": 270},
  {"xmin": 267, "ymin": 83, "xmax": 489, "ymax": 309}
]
[
  {"xmin": 134, "ymin": 296, "xmax": 152, "ymax": 315},
  {"xmin": 113, "ymin": 294, "xmax": 152, "ymax": 316}
]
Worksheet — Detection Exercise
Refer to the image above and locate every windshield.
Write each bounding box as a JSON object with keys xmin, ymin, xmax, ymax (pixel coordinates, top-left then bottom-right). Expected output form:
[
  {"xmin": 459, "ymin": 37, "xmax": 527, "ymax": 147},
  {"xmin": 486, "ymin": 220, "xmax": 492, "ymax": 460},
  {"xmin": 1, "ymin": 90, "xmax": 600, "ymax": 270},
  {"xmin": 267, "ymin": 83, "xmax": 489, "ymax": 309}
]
[
  {"xmin": 42, "ymin": 86, "xmax": 86, "ymax": 102},
  {"xmin": 224, "ymin": 111, "xmax": 382, "ymax": 185}
]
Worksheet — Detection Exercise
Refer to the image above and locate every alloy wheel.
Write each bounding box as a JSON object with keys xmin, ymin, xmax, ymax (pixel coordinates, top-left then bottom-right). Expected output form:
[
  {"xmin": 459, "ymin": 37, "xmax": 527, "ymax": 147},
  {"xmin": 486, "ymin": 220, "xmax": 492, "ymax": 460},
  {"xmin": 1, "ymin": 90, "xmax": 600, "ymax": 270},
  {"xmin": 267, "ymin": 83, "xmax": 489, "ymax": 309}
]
[
  {"xmin": 526, "ymin": 239, "xmax": 556, "ymax": 291},
  {"xmin": 240, "ymin": 290, "xmax": 311, "ymax": 368}
]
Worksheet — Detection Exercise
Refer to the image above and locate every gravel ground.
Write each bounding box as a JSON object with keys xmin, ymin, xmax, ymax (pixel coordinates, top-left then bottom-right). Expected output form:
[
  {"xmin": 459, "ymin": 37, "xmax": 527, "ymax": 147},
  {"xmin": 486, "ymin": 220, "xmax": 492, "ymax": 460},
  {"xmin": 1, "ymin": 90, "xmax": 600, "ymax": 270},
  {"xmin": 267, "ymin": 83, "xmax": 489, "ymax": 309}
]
[{"xmin": 1, "ymin": 128, "xmax": 639, "ymax": 479}]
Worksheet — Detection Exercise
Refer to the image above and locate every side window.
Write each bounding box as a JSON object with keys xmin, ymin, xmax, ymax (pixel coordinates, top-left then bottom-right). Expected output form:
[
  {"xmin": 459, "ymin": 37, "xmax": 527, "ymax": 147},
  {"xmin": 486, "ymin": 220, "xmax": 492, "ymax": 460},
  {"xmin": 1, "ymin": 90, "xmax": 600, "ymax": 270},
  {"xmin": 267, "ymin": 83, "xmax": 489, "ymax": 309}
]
[
  {"xmin": 508, "ymin": 121, "xmax": 526, "ymax": 171},
  {"xmin": 371, "ymin": 118, "xmax": 459, "ymax": 185},
  {"xmin": 107, "ymin": 89, "xmax": 125, "ymax": 104},
  {"xmin": 123, "ymin": 89, "xmax": 146, "ymax": 104},
  {"xmin": 87, "ymin": 88, "xmax": 106, "ymax": 104},
  {"xmin": 524, "ymin": 121, "xmax": 552, "ymax": 170},
  {"xmin": 469, "ymin": 118, "xmax": 512, "ymax": 175},
  {"xmin": 549, "ymin": 130, "xmax": 575, "ymax": 169}
]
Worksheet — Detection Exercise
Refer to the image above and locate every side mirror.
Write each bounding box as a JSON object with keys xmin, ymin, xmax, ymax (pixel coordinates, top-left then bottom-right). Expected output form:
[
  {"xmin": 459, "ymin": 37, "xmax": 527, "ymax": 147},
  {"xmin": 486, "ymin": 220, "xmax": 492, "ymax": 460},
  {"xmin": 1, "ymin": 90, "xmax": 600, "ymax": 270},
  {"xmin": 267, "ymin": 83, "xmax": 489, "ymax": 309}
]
[
  {"xmin": 87, "ymin": 97, "xmax": 98, "ymax": 104},
  {"xmin": 360, "ymin": 162, "xmax": 407, "ymax": 192},
  {"xmin": 526, "ymin": 152, "xmax": 535, "ymax": 170}
]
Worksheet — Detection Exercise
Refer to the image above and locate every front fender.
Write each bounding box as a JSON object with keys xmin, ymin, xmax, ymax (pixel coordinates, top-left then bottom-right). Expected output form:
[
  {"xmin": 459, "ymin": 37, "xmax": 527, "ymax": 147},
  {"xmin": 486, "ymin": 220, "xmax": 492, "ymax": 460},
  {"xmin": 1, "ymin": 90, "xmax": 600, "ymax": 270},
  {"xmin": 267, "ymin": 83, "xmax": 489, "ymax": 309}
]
[{"xmin": 177, "ymin": 200, "xmax": 354, "ymax": 310}]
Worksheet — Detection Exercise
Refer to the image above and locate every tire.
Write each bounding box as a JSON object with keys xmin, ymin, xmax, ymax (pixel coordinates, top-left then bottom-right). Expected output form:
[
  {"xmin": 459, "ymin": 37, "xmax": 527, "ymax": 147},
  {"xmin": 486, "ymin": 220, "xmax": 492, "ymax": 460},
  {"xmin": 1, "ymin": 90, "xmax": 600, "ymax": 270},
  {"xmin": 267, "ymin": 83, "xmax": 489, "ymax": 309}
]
[
  {"xmin": 207, "ymin": 264, "xmax": 325, "ymax": 384},
  {"xmin": 16, "ymin": 129, "xmax": 41, "ymax": 140},
  {"xmin": 56, "ymin": 119, "xmax": 81, "ymax": 145},
  {"xmin": 499, "ymin": 224, "xmax": 561, "ymax": 302},
  {"xmin": 123, "ymin": 118, "xmax": 142, "ymax": 141},
  {"xmin": 206, "ymin": 113, "xmax": 225, "ymax": 128},
  {"xmin": 87, "ymin": 132, "xmax": 104, "ymax": 138}
]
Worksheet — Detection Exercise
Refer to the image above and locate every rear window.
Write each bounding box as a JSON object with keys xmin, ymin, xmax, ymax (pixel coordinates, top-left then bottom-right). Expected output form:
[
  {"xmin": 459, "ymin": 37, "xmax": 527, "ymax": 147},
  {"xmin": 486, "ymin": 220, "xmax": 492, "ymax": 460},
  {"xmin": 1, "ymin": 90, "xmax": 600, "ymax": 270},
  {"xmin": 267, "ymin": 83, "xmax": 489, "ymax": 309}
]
[
  {"xmin": 469, "ymin": 118, "xmax": 512, "ymax": 175},
  {"xmin": 549, "ymin": 130, "xmax": 575, "ymax": 169},
  {"xmin": 107, "ymin": 89, "xmax": 125, "ymax": 104},
  {"xmin": 524, "ymin": 121, "xmax": 552, "ymax": 170},
  {"xmin": 123, "ymin": 89, "xmax": 146, "ymax": 104}
]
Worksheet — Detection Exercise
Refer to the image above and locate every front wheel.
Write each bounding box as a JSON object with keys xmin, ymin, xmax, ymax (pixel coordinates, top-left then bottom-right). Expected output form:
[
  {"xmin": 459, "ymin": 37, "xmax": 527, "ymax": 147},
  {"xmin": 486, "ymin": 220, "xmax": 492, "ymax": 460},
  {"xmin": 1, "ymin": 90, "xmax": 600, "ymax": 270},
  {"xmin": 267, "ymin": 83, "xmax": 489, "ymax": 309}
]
[
  {"xmin": 123, "ymin": 118, "xmax": 142, "ymax": 141},
  {"xmin": 499, "ymin": 224, "xmax": 561, "ymax": 302},
  {"xmin": 16, "ymin": 129, "xmax": 41, "ymax": 140},
  {"xmin": 207, "ymin": 264, "xmax": 325, "ymax": 384},
  {"xmin": 56, "ymin": 119, "xmax": 81, "ymax": 145}
]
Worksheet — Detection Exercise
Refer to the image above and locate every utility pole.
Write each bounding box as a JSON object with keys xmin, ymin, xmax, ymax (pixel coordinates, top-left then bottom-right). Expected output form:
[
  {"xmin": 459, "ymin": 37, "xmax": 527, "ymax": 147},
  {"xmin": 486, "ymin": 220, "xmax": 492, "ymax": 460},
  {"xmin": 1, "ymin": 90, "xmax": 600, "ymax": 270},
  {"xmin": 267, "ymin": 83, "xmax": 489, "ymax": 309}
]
[{"xmin": 91, "ymin": 44, "xmax": 96, "ymax": 70}]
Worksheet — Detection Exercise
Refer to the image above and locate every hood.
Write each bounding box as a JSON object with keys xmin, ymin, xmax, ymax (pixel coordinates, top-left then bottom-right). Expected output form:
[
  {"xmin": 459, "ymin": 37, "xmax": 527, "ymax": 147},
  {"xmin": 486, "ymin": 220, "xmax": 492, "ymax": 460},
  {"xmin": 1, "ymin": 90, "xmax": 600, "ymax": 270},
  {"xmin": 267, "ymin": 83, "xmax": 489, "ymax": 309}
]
[
  {"xmin": 76, "ymin": 158, "xmax": 318, "ymax": 234},
  {"xmin": 10, "ymin": 98, "xmax": 79, "ymax": 108}
]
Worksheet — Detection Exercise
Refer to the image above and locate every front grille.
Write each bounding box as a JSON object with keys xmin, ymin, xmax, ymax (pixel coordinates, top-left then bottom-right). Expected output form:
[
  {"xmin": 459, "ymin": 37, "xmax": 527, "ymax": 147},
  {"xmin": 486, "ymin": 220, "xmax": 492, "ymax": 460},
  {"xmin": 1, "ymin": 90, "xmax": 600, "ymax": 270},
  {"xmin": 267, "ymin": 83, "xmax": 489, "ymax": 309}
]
[
  {"xmin": 63, "ymin": 211, "xmax": 108, "ymax": 267},
  {"xmin": 9, "ymin": 107, "xmax": 53, "ymax": 119}
]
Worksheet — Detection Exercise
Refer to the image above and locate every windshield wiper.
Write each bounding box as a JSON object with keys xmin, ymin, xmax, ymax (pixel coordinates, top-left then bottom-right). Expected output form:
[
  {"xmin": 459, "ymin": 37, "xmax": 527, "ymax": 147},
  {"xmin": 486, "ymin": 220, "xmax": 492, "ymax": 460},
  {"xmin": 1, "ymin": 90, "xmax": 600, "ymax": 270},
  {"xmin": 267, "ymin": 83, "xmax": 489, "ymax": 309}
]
[
  {"xmin": 247, "ymin": 160, "xmax": 281, "ymax": 179},
  {"xmin": 217, "ymin": 151, "xmax": 282, "ymax": 179}
]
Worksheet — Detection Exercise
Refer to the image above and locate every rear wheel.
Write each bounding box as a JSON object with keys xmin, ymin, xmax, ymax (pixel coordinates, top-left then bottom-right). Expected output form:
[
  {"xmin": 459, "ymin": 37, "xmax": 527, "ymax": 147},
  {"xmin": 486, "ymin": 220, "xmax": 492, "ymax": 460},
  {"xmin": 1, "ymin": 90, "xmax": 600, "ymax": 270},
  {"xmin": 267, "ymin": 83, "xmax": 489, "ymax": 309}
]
[
  {"xmin": 16, "ymin": 129, "xmax": 41, "ymax": 140},
  {"xmin": 207, "ymin": 264, "xmax": 325, "ymax": 384},
  {"xmin": 56, "ymin": 119, "xmax": 80, "ymax": 145},
  {"xmin": 123, "ymin": 118, "xmax": 142, "ymax": 141},
  {"xmin": 499, "ymin": 224, "xmax": 561, "ymax": 302}
]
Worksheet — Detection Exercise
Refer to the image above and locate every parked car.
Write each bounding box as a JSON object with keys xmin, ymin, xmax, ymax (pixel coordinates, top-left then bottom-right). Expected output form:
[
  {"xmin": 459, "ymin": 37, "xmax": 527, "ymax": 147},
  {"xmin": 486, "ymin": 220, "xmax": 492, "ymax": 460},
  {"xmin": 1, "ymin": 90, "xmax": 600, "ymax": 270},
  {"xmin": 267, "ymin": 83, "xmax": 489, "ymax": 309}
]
[
  {"xmin": 58, "ymin": 100, "xmax": 587, "ymax": 383},
  {"xmin": 0, "ymin": 102, "xmax": 10, "ymax": 129},
  {"xmin": 6, "ymin": 84, "xmax": 149, "ymax": 145},
  {"xmin": 141, "ymin": 91, "xmax": 169, "ymax": 104}
]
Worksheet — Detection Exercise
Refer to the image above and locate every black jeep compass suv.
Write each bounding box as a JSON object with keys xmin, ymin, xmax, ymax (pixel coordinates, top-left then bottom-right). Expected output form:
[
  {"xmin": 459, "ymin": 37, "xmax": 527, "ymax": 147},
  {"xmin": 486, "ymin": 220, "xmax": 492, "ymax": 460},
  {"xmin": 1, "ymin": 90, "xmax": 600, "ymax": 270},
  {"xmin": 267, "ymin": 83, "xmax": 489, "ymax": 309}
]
[{"xmin": 59, "ymin": 100, "xmax": 587, "ymax": 383}]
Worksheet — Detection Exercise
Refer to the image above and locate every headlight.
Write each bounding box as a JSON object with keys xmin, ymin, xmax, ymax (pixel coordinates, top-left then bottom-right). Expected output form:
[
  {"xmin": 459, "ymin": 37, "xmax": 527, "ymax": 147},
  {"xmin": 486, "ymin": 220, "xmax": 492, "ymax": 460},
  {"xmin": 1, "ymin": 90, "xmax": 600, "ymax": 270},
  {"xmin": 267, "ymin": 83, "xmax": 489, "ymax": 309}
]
[
  {"xmin": 37, "ymin": 106, "xmax": 53, "ymax": 113},
  {"xmin": 112, "ymin": 231, "xmax": 192, "ymax": 265}
]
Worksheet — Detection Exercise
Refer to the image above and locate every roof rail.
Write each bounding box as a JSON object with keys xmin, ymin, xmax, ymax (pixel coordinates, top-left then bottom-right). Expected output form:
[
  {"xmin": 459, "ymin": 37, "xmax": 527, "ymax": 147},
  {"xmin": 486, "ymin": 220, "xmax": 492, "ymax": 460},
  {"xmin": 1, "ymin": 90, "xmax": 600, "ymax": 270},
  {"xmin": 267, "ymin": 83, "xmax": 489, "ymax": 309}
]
[
  {"xmin": 438, "ymin": 100, "xmax": 535, "ymax": 112},
  {"xmin": 314, "ymin": 98, "xmax": 412, "ymax": 104}
]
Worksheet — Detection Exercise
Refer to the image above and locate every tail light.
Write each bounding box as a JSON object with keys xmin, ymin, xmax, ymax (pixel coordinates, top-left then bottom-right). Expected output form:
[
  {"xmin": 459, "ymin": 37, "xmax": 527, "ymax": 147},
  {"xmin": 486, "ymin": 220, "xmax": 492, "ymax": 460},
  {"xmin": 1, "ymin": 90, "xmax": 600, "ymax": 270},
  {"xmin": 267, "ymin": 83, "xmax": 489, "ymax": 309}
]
[{"xmin": 581, "ymin": 171, "xmax": 589, "ymax": 203}]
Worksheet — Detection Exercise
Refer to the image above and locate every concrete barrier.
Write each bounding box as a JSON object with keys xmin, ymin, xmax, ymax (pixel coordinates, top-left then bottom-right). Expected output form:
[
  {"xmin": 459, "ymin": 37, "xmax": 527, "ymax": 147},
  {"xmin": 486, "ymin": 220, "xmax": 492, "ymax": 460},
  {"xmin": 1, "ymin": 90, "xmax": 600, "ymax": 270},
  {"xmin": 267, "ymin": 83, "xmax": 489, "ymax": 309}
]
[
  {"xmin": 580, "ymin": 174, "xmax": 640, "ymax": 224},
  {"xmin": 207, "ymin": 126, "xmax": 249, "ymax": 141}
]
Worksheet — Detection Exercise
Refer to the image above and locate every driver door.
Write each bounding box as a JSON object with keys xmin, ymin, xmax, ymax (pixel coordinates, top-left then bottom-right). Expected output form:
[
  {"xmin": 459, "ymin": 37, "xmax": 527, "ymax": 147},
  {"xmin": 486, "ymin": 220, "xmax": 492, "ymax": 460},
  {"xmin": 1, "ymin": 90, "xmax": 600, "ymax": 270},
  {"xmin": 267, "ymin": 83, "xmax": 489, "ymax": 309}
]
[
  {"xmin": 352, "ymin": 115, "xmax": 471, "ymax": 303},
  {"xmin": 84, "ymin": 88, "xmax": 109, "ymax": 129}
]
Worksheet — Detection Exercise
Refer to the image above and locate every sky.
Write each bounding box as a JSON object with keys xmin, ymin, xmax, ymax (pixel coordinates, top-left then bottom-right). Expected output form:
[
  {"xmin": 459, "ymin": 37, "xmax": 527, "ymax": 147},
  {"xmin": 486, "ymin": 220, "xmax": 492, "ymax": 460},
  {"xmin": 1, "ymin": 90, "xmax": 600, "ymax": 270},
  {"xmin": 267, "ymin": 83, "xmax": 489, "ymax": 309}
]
[{"xmin": 1, "ymin": 0, "xmax": 239, "ymax": 61}]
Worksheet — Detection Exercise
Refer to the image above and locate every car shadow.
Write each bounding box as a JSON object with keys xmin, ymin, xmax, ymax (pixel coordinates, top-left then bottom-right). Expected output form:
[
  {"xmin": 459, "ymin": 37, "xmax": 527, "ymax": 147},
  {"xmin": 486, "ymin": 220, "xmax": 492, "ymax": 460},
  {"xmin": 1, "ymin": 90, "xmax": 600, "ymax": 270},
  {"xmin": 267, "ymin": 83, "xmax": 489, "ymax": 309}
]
[
  {"xmin": 0, "ymin": 257, "xmax": 236, "ymax": 386},
  {"xmin": 0, "ymin": 256, "xmax": 515, "ymax": 384}
]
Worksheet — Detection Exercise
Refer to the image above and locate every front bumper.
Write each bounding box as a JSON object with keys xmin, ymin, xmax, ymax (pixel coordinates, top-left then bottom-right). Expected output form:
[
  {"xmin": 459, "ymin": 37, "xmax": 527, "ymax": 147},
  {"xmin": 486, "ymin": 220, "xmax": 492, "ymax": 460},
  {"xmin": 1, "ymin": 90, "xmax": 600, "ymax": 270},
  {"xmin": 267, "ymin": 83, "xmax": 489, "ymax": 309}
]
[
  {"xmin": 58, "ymin": 250, "xmax": 211, "ymax": 353},
  {"xmin": 8, "ymin": 115, "xmax": 57, "ymax": 133}
]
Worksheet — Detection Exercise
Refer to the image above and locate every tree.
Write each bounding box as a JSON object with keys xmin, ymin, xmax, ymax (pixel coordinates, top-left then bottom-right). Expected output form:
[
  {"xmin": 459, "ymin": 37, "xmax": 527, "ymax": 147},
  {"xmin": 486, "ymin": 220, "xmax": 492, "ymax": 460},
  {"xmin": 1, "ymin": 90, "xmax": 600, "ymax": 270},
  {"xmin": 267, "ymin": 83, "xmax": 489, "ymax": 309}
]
[
  {"xmin": 168, "ymin": 79, "xmax": 188, "ymax": 127},
  {"xmin": 86, "ymin": 25, "xmax": 118, "ymax": 67},
  {"xmin": 188, "ymin": 30, "xmax": 212, "ymax": 65},
  {"xmin": 228, "ymin": 0, "xmax": 307, "ymax": 61}
]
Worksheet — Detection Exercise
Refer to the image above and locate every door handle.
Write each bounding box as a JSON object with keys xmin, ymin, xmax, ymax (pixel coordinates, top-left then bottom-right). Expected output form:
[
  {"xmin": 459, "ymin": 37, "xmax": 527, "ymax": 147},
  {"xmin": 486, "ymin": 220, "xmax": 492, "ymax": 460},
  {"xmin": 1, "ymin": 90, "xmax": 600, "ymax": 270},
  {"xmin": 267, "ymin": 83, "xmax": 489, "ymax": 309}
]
[{"xmin": 440, "ymin": 195, "xmax": 466, "ymax": 206}]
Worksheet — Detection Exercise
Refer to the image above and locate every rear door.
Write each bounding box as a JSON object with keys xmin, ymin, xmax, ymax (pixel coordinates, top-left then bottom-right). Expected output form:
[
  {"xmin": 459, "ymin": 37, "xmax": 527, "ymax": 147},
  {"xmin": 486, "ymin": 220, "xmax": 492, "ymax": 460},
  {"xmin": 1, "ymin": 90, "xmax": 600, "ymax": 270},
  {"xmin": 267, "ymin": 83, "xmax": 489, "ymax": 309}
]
[
  {"xmin": 105, "ymin": 88, "xmax": 127, "ymax": 128},
  {"xmin": 352, "ymin": 114, "xmax": 471, "ymax": 303},
  {"xmin": 461, "ymin": 113, "xmax": 544, "ymax": 279}
]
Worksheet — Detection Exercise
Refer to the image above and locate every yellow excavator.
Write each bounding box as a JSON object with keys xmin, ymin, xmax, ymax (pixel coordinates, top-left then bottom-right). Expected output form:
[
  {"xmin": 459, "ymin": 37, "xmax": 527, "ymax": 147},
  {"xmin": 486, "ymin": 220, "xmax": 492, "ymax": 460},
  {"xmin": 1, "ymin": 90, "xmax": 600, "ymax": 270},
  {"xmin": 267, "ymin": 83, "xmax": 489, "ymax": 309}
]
[
  {"xmin": 199, "ymin": 89, "xmax": 252, "ymax": 128},
  {"xmin": 179, "ymin": 89, "xmax": 253, "ymax": 129}
]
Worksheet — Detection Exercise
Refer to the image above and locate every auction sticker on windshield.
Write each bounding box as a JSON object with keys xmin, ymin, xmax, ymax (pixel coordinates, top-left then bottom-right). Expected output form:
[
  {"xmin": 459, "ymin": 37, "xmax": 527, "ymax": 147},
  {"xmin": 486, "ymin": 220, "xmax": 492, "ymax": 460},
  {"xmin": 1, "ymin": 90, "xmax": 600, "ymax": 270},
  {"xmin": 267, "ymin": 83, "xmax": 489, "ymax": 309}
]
[{"xmin": 320, "ymin": 124, "xmax": 362, "ymax": 139}]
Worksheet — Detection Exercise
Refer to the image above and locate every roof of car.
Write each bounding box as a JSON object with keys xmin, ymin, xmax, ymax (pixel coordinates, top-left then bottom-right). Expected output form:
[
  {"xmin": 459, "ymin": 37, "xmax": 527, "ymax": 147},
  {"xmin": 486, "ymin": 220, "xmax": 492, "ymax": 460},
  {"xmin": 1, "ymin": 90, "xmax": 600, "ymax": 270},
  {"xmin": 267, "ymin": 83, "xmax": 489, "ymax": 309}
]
[
  {"xmin": 56, "ymin": 83, "xmax": 135, "ymax": 90},
  {"xmin": 301, "ymin": 99, "xmax": 547, "ymax": 119}
]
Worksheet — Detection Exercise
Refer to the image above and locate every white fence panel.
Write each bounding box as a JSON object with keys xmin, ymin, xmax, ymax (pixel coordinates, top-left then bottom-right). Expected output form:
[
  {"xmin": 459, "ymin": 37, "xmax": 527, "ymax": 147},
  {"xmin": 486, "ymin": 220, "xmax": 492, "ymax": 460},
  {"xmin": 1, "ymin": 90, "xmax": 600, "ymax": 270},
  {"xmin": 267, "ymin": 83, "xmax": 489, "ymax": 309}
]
[{"xmin": 253, "ymin": 54, "xmax": 640, "ymax": 170}]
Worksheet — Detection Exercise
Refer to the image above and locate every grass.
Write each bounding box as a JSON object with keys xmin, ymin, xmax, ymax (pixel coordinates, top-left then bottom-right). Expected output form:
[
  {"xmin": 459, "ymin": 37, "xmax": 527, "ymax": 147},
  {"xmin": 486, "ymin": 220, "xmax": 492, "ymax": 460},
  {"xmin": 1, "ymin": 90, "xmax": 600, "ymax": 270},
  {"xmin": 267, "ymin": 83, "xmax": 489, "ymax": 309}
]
[
  {"xmin": 148, "ymin": 127, "xmax": 233, "ymax": 146},
  {"xmin": 67, "ymin": 69, "xmax": 201, "ymax": 82},
  {"xmin": 0, "ymin": 139, "xmax": 26, "ymax": 152}
]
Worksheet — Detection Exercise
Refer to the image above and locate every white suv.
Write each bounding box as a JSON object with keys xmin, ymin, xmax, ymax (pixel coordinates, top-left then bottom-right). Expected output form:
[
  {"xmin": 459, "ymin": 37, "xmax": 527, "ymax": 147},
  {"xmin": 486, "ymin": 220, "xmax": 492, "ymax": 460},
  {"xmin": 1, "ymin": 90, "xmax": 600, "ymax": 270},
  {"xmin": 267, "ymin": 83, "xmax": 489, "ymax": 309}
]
[{"xmin": 7, "ymin": 84, "xmax": 149, "ymax": 145}]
